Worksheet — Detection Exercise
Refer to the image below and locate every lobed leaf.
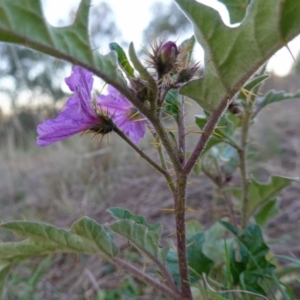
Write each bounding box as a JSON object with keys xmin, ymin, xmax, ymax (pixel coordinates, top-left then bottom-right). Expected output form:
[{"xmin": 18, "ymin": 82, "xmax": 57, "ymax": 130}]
[
  {"xmin": 0, "ymin": 0, "xmax": 126, "ymax": 87},
  {"xmin": 0, "ymin": 240, "xmax": 60, "ymax": 262},
  {"xmin": 167, "ymin": 232, "xmax": 214, "ymax": 285},
  {"xmin": 0, "ymin": 261, "xmax": 11, "ymax": 296},
  {"xmin": 255, "ymin": 89, "xmax": 300, "ymax": 115},
  {"xmin": 195, "ymin": 113, "xmax": 238, "ymax": 152},
  {"xmin": 227, "ymin": 175, "xmax": 295, "ymax": 221},
  {"xmin": 218, "ymin": 0, "xmax": 250, "ymax": 24},
  {"xmin": 175, "ymin": 0, "xmax": 300, "ymax": 111},
  {"xmin": 0, "ymin": 217, "xmax": 119, "ymax": 258},
  {"xmin": 236, "ymin": 74, "xmax": 269, "ymax": 103},
  {"xmin": 107, "ymin": 207, "xmax": 160, "ymax": 231},
  {"xmin": 230, "ymin": 224, "xmax": 275, "ymax": 295},
  {"xmin": 254, "ymin": 199, "xmax": 280, "ymax": 228},
  {"xmin": 0, "ymin": 217, "xmax": 118, "ymax": 298},
  {"xmin": 108, "ymin": 219, "xmax": 167, "ymax": 263},
  {"xmin": 202, "ymin": 222, "xmax": 228, "ymax": 265}
]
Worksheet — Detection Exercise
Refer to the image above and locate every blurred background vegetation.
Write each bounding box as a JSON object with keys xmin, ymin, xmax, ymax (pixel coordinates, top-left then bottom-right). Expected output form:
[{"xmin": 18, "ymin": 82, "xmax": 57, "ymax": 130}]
[{"xmin": 0, "ymin": 1, "xmax": 300, "ymax": 299}]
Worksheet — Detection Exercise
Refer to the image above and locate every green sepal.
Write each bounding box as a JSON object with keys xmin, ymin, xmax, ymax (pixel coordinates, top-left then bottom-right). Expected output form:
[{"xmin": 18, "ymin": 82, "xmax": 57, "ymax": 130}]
[{"xmin": 109, "ymin": 42, "xmax": 135, "ymax": 78}]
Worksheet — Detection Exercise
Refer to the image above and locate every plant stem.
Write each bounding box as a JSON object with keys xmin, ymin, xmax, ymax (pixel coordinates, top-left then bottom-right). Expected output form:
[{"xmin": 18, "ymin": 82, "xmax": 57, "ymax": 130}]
[
  {"xmin": 151, "ymin": 117, "xmax": 183, "ymax": 174},
  {"xmin": 112, "ymin": 257, "xmax": 181, "ymax": 299},
  {"xmin": 174, "ymin": 174, "xmax": 192, "ymax": 300},
  {"xmin": 155, "ymin": 134, "xmax": 176, "ymax": 194},
  {"xmin": 113, "ymin": 126, "xmax": 168, "ymax": 176},
  {"xmin": 177, "ymin": 96, "xmax": 186, "ymax": 164},
  {"xmin": 238, "ymin": 109, "xmax": 251, "ymax": 229},
  {"xmin": 184, "ymin": 98, "xmax": 229, "ymax": 175}
]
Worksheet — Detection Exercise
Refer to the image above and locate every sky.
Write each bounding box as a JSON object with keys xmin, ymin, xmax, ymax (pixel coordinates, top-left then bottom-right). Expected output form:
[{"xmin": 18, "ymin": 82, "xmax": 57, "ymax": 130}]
[{"xmin": 42, "ymin": 0, "xmax": 300, "ymax": 77}]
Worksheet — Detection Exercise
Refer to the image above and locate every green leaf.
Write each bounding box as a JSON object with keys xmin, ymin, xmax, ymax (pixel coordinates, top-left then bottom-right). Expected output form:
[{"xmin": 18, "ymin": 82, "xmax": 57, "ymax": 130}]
[
  {"xmin": 70, "ymin": 217, "xmax": 119, "ymax": 257},
  {"xmin": 219, "ymin": 220, "xmax": 238, "ymax": 236},
  {"xmin": 166, "ymin": 249, "xmax": 181, "ymax": 285},
  {"xmin": 109, "ymin": 42, "xmax": 135, "ymax": 78},
  {"xmin": 227, "ymin": 175, "xmax": 295, "ymax": 220},
  {"xmin": 230, "ymin": 224, "xmax": 275, "ymax": 294},
  {"xmin": 165, "ymin": 89, "xmax": 181, "ymax": 121},
  {"xmin": 175, "ymin": 0, "xmax": 300, "ymax": 111},
  {"xmin": 255, "ymin": 199, "xmax": 280, "ymax": 228},
  {"xmin": 0, "ymin": 218, "xmax": 118, "ymax": 299},
  {"xmin": 128, "ymin": 42, "xmax": 157, "ymax": 97},
  {"xmin": 0, "ymin": 217, "xmax": 119, "ymax": 258},
  {"xmin": 186, "ymin": 220, "xmax": 202, "ymax": 238},
  {"xmin": 195, "ymin": 113, "xmax": 238, "ymax": 152},
  {"xmin": 167, "ymin": 233, "xmax": 214, "ymax": 285},
  {"xmin": 218, "ymin": 0, "xmax": 250, "ymax": 24},
  {"xmin": 178, "ymin": 35, "xmax": 195, "ymax": 62},
  {"xmin": 108, "ymin": 219, "xmax": 167, "ymax": 262},
  {"xmin": 107, "ymin": 207, "xmax": 160, "ymax": 231},
  {"xmin": 237, "ymin": 74, "xmax": 269, "ymax": 102},
  {"xmin": 202, "ymin": 222, "xmax": 228, "ymax": 265},
  {"xmin": 27, "ymin": 256, "xmax": 51, "ymax": 287},
  {"xmin": 0, "ymin": 240, "xmax": 59, "ymax": 262},
  {"xmin": 0, "ymin": 261, "xmax": 11, "ymax": 296},
  {"xmin": 275, "ymin": 255, "xmax": 300, "ymax": 267},
  {"xmin": 0, "ymin": 0, "xmax": 126, "ymax": 87},
  {"xmin": 187, "ymin": 233, "xmax": 214, "ymax": 281},
  {"xmin": 255, "ymin": 89, "xmax": 300, "ymax": 115}
]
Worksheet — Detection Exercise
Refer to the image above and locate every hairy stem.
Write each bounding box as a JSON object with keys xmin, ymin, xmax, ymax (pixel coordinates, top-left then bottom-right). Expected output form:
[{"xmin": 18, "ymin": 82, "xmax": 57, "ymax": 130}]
[
  {"xmin": 112, "ymin": 257, "xmax": 181, "ymax": 299},
  {"xmin": 113, "ymin": 126, "xmax": 168, "ymax": 176},
  {"xmin": 174, "ymin": 174, "xmax": 192, "ymax": 300},
  {"xmin": 177, "ymin": 96, "xmax": 186, "ymax": 164},
  {"xmin": 184, "ymin": 98, "xmax": 230, "ymax": 175},
  {"xmin": 156, "ymin": 135, "xmax": 176, "ymax": 194},
  {"xmin": 238, "ymin": 109, "xmax": 251, "ymax": 229},
  {"xmin": 151, "ymin": 117, "xmax": 183, "ymax": 174}
]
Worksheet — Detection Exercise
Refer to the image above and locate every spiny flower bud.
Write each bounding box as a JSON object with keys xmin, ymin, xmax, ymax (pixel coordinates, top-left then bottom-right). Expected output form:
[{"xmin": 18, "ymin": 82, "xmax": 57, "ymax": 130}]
[
  {"xmin": 228, "ymin": 101, "xmax": 241, "ymax": 115},
  {"xmin": 175, "ymin": 65, "xmax": 199, "ymax": 84},
  {"xmin": 157, "ymin": 41, "xmax": 179, "ymax": 76},
  {"xmin": 130, "ymin": 77, "xmax": 150, "ymax": 102}
]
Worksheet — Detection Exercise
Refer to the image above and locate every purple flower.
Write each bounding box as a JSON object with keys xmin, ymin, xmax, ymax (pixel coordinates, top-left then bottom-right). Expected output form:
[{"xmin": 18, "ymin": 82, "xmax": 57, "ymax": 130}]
[
  {"xmin": 37, "ymin": 66, "xmax": 105, "ymax": 146},
  {"xmin": 37, "ymin": 66, "xmax": 146, "ymax": 146},
  {"xmin": 97, "ymin": 86, "xmax": 146, "ymax": 144}
]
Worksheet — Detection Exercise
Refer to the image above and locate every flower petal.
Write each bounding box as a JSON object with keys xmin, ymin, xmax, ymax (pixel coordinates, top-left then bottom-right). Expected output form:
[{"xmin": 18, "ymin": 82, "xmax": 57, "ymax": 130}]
[
  {"xmin": 96, "ymin": 85, "xmax": 147, "ymax": 144},
  {"xmin": 37, "ymin": 67, "xmax": 99, "ymax": 146}
]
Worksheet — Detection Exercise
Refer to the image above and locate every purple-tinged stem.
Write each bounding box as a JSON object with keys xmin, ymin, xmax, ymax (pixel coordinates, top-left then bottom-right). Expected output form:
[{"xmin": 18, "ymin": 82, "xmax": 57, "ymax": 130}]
[
  {"xmin": 174, "ymin": 174, "xmax": 192, "ymax": 300},
  {"xmin": 184, "ymin": 98, "xmax": 230, "ymax": 175}
]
